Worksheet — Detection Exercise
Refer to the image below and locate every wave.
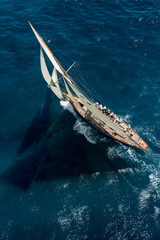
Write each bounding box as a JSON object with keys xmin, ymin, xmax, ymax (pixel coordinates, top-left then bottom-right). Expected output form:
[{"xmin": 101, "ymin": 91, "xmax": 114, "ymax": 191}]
[
  {"xmin": 73, "ymin": 120, "xmax": 97, "ymax": 144},
  {"xmin": 58, "ymin": 205, "xmax": 89, "ymax": 236},
  {"xmin": 60, "ymin": 100, "xmax": 97, "ymax": 144},
  {"xmin": 119, "ymin": 113, "xmax": 132, "ymax": 124},
  {"xmin": 60, "ymin": 100, "xmax": 73, "ymax": 112}
]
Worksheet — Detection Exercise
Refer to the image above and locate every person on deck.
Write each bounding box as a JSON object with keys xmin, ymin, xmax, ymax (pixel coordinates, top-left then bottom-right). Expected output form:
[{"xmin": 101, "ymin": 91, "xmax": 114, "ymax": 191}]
[{"xmin": 102, "ymin": 106, "xmax": 106, "ymax": 113}]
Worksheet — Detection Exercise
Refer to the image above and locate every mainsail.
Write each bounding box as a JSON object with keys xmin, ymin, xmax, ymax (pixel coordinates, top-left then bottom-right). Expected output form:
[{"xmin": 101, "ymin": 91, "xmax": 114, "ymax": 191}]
[
  {"xmin": 29, "ymin": 21, "xmax": 73, "ymax": 85},
  {"xmin": 40, "ymin": 47, "xmax": 64, "ymax": 99}
]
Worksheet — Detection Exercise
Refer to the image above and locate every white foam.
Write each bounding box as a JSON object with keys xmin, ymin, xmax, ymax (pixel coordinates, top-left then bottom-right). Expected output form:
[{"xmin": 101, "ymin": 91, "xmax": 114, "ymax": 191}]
[
  {"xmin": 118, "ymin": 168, "xmax": 134, "ymax": 174},
  {"xmin": 103, "ymin": 172, "xmax": 119, "ymax": 187},
  {"xmin": 60, "ymin": 101, "xmax": 97, "ymax": 144},
  {"xmin": 119, "ymin": 113, "xmax": 132, "ymax": 124},
  {"xmin": 149, "ymin": 174, "xmax": 160, "ymax": 197},
  {"xmin": 58, "ymin": 205, "xmax": 89, "ymax": 233},
  {"xmin": 138, "ymin": 171, "xmax": 160, "ymax": 211},
  {"xmin": 58, "ymin": 215, "xmax": 71, "ymax": 231},
  {"xmin": 60, "ymin": 100, "xmax": 71, "ymax": 110},
  {"xmin": 91, "ymin": 172, "xmax": 100, "ymax": 179},
  {"xmin": 107, "ymin": 146, "xmax": 119, "ymax": 160},
  {"xmin": 73, "ymin": 120, "xmax": 97, "ymax": 144},
  {"xmin": 60, "ymin": 100, "xmax": 78, "ymax": 117},
  {"xmin": 148, "ymin": 133, "xmax": 160, "ymax": 148},
  {"xmin": 154, "ymin": 206, "xmax": 160, "ymax": 217},
  {"xmin": 100, "ymin": 137, "xmax": 107, "ymax": 142},
  {"xmin": 107, "ymin": 145, "xmax": 131, "ymax": 161},
  {"xmin": 118, "ymin": 204, "xmax": 124, "ymax": 213},
  {"xmin": 127, "ymin": 148, "xmax": 140, "ymax": 163},
  {"xmin": 56, "ymin": 181, "xmax": 70, "ymax": 189},
  {"xmin": 139, "ymin": 189, "xmax": 150, "ymax": 210}
]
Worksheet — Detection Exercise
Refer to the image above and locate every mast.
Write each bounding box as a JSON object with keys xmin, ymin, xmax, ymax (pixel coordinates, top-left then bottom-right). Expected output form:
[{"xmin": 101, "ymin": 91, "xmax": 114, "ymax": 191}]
[{"xmin": 28, "ymin": 21, "xmax": 73, "ymax": 85}]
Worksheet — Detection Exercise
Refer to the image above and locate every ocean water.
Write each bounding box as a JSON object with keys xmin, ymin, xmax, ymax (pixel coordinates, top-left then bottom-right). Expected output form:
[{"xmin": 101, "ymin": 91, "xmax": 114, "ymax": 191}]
[{"xmin": 0, "ymin": 0, "xmax": 160, "ymax": 239}]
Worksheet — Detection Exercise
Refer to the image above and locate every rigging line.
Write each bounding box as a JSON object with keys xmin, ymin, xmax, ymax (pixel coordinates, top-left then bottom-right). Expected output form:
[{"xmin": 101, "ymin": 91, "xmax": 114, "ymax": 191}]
[
  {"xmin": 71, "ymin": 79, "xmax": 94, "ymax": 103},
  {"xmin": 79, "ymin": 82, "xmax": 106, "ymax": 108},
  {"xmin": 66, "ymin": 76, "xmax": 96, "ymax": 104},
  {"xmin": 76, "ymin": 73, "xmax": 107, "ymax": 105},
  {"xmin": 50, "ymin": 55, "xmax": 94, "ymax": 101},
  {"xmin": 42, "ymin": 45, "xmax": 107, "ymax": 106},
  {"xmin": 50, "ymin": 62, "xmax": 76, "ymax": 87},
  {"xmin": 69, "ymin": 65, "xmax": 107, "ymax": 105},
  {"xmin": 58, "ymin": 62, "xmax": 76, "ymax": 82},
  {"xmin": 65, "ymin": 69, "xmax": 93, "ymax": 101},
  {"xmin": 66, "ymin": 61, "xmax": 76, "ymax": 73},
  {"xmin": 76, "ymin": 77, "xmax": 109, "ymax": 107},
  {"xmin": 68, "ymin": 71, "xmax": 90, "ymax": 94},
  {"xmin": 74, "ymin": 73, "xmax": 104, "ymax": 102},
  {"xmin": 46, "ymin": 50, "xmax": 107, "ymax": 107},
  {"xmin": 70, "ymin": 73, "xmax": 105, "ymax": 105}
]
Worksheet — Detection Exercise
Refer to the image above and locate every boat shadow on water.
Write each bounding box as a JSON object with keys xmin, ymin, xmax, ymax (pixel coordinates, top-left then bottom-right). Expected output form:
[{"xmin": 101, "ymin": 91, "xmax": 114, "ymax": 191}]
[{"xmin": 1, "ymin": 90, "xmax": 134, "ymax": 190}]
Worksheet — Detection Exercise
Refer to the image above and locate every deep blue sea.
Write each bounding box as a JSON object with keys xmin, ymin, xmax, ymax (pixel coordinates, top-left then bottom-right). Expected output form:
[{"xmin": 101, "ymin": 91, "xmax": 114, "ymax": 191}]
[{"xmin": 0, "ymin": 0, "xmax": 160, "ymax": 239}]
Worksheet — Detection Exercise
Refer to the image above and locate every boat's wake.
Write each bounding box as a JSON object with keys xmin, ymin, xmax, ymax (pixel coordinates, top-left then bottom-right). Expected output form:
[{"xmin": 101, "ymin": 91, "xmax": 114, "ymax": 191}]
[
  {"xmin": 61, "ymin": 99, "xmax": 160, "ymax": 217},
  {"xmin": 60, "ymin": 100, "xmax": 73, "ymax": 113},
  {"xmin": 60, "ymin": 100, "xmax": 97, "ymax": 144},
  {"xmin": 73, "ymin": 120, "xmax": 97, "ymax": 144}
]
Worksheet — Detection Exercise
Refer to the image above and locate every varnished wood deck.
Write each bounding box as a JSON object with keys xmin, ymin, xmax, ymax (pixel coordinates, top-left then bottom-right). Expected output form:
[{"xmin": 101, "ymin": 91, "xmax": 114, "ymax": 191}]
[{"xmin": 63, "ymin": 93, "xmax": 148, "ymax": 150}]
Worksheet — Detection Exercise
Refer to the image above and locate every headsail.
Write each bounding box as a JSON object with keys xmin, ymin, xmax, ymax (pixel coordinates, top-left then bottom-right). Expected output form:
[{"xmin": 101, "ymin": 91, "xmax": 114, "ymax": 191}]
[
  {"xmin": 51, "ymin": 68, "xmax": 64, "ymax": 100},
  {"xmin": 52, "ymin": 67, "xmax": 58, "ymax": 85},
  {"xmin": 40, "ymin": 47, "xmax": 64, "ymax": 99},
  {"xmin": 49, "ymin": 81, "xmax": 64, "ymax": 100},
  {"xmin": 28, "ymin": 21, "xmax": 73, "ymax": 85},
  {"xmin": 63, "ymin": 79, "xmax": 83, "ymax": 110}
]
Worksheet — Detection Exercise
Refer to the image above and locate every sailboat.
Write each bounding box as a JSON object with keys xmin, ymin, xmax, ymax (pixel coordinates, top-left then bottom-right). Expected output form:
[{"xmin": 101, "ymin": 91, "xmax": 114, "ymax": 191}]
[{"xmin": 28, "ymin": 22, "xmax": 148, "ymax": 150}]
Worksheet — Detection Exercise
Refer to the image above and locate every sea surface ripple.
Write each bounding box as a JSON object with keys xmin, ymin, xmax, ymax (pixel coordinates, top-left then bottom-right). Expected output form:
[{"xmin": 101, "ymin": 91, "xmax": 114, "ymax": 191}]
[{"xmin": 0, "ymin": 0, "xmax": 160, "ymax": 239}]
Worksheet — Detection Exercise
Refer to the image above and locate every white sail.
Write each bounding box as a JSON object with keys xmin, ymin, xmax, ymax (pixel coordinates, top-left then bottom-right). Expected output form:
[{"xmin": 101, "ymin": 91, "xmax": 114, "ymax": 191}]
[
  {"xmin": 51, "ymin": 68, "xmax": 64, "ymax": 99},
  {"xmin": 40, "ymin": 47, "xmax": 51, "ymax": 85},
  {"xmin": 50, "ymin": 83, "xmax": 64, "ymax": 99},
  {"xmin": 63, "ymin": 79, "xmax": 83, "ymax": 110},
  {"xmin": 40, "ymin": 47, "xmax": 64, "ymax": 99},
  {"xmin": 29, "ymin": 22, "xmax": 63, "ymax": 75},
  {"xmin": 68, "ymin": 82, "xmax": 129, "ymax": 138},
  {"xmin": 52, "ymin": 67, "xmax": 58, "ymax": 84},
  {"xmin": 29, "ymin": 21, "xmax": 73, "ymax": 86}
]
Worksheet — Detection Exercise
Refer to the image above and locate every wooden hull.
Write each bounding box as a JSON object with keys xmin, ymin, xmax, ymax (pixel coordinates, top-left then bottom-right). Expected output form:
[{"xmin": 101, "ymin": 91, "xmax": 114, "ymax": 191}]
[{"xmin": 63, "ymin": 93, "xmax": 148, "ymax": 150}]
